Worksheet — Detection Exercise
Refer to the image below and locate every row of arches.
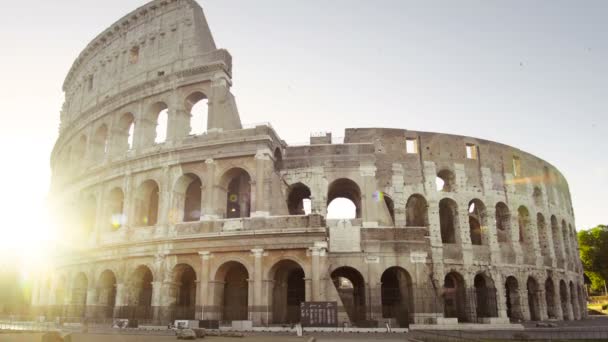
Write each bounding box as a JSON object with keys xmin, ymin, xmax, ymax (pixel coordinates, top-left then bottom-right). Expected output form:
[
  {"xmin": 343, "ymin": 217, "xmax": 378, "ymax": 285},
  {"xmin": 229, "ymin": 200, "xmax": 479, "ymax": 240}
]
[
  {"xmin": 59, "ymin": 92, "xmax": 209, "ymax": 171},
  {"xmin": 438, "ymin": 198, "xmax": 577, "ymax": 263}
]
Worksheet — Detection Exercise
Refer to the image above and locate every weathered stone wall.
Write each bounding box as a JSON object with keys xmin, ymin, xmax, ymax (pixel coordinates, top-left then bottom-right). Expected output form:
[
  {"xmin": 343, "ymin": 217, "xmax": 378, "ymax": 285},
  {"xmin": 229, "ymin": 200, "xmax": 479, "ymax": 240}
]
[{"xmin": 35, "ymin": 0, "xmax": 586, "ymax": 328}]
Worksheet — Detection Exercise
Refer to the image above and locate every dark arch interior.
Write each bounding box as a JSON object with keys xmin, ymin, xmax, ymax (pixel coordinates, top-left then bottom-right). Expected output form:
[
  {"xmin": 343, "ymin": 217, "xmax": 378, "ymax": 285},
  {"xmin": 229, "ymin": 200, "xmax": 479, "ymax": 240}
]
[
  {"xmin": 527, "ymin": 277, "xmax": 541, "ymax": 321},
  {"xmin": 287, "ymin": 183, "xmax": 311, "ymax": 215},
  {"xmin": 495, "ymin": 202, "xmax": 510, "ymax": 243},
  {"xmin": 174, "ymin": 265, "xmax": 197, "ymax": 320},
  {"xmin": 505, "ymin": 276, "xmax": 523, "ymax": 321},
  {"xmin": 545, "ymin": 278, "xmax": 557, "ymax": 319},
  {"xmin": 381, "ymin": 267, "xmax": 412, "ymax": 327},
  {"xmin": 225, "ymin": 169, "xmax": 251, "ymax": 219},
  {"xmin": 439, "ymin": 198, "xmax": 458, "ymax": 244},
  {"xmin": 271, "ymin": 260, "xmax": 305, "ymax": 324},
  {"xmin": 221, "ymin": 262, "xmax": 249, "ymax": 321},
  {"xmin": 98, "ymin": 271, "xmax": 117, "ymax": 318},
  {"xmin": 474, "ymin": 274, "xmax": 497, "ymax": 318},
  {"xmin": 443, "ymin": 272, "xmax": 467, "ymax": 322},
  {"xmin": 331, "ymin": 267, "xmax": 365, "ymax": 325},
  {"xmin": 184, "ymin": 176, "xmax": 202, "ymax": 222},
  {"xmin": 406, "ymin": 194, "xmax": 428, "ymax": 227}
]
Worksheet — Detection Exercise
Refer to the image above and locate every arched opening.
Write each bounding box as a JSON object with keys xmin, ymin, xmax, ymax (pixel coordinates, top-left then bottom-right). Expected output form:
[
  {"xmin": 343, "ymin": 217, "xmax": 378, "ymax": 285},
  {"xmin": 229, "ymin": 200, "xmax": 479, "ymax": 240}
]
[
  {"xmin": 562, "ymin": 220, "xmax": 570, "ymax": 258},
  {"xmin": 221, "ymin": 168, "xmax": 251, "ymax": 219},
  {"xmin": 569, "ymin": 281, "xmax": 578, "ymax": 320},
  {"xmin": 439, "ymin": 198, "xmax": 458, "ymax": 244},
  {"xmin": 527, "ymin": 277, "xmax": 541, "ymax": 321},
  {"xmin": 505, "ymin": 276, "xmax": 523, "ymax": 321},
  {"xmin": 287, "ymin": 183, "xmax": 311, "ymax": 215},
  {"xmin": 215, "ymin": 261, "xmax": 249, "ymax": 321},
  {"xmin": 269, "ymin": 260, "xmax": 305, "ymax": 324},
  {"xmin": 381, "ymin": 267, "xmax": 413, "ymax": 327},
  {"xmin": 107, "ymin": 188, "xmax": 125, "ymax": 230},
  {"xmin": 97, "ymin": 270, "xmax": 117, "ymax": 319},
  {"xmin": 185, "ymin": 92, "xmax": 208, "ymax": 135},
  {"xmin": 71, "ymin": 273, "xmax": 88, "ymax": 318},
  {"xmin": 551, "ymin": 216, "xmax": 564, "ymax": 262},
  {"xmin": 559, "ymin": 280, "xmax": 570, "ymax": 320},
  {"xmin": 406, "ymin": 194, "xmax": 428, "ymax": 227},
  {"xmin": 468, "ymin": 199, "xmax": 487, "ymax": 245},
  {"xmin": 443, "ymin": 272, "xmax": 467, "ymax": 322},
  {"xmin": 171, "ymin": 264, "xmax": 197, "ymax": 320},
  {"xmin": 495, "ymin": 202, "xmax": 511, "ymax": 243},
  {"xmin": 72, "ymin": 135, "xmax": 87, "ymax": 166},
  {"xmin": 126, "ymin": 265, "xmax": 153, "ymax": 320},
  {"xmin": 92, "ymin": 125, "xmax": 109, "ymax": 161},
  {"xmin": 533, "ymin": 187, "xmax": 543, "ymax": 207},
  {"xmin": 545, "ymin": 278, "xmax": 557, "ymax": 319},
  {"xmin": 183, "ymin": 176, "xmax": 202, "ymax": 222},
  {"xmin": 331, "ymin": 267, "xmax": 366, "ymax": 325},
  {"xmin": 474, "ymin": 273, "xmax": 497, "ymax": 319},
  {"xmin": 436, "ymin": 169, "xmax": 456, "ymax": 192},
  {"xmin": 151, "ymin": 102, "xmax": 169, "ymax": 144},
  {"xmin": 327, "ymin": 178, "xmax": 362, "ymax": 219},
  {"xmin": 537, "ymin": 213, "xmax": 550, "ymax": 261},
  {"xmin": 134, "ymin": 180, "xmax": 159, "ymax": 226},
  {"xmin": 81, "ymin": 195, "xmax": 97, "ymax": 236},
  {"xmin": 116, "ymin": 113, "xmax": 135, "ymax": 153},
  {"xmin": 517, "ymin": 206, "xmax": 530, "ymax": 243}
]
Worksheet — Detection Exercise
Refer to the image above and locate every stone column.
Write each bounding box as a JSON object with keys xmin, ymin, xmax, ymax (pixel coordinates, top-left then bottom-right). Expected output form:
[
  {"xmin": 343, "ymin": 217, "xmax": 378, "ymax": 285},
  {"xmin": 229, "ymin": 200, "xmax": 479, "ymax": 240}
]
[
  {"xmin": 93, "ymin": 188, "xmax": 106, "ymax": 245},
  {"xmin": 458, "ymin": 200, "xmax": 473, "ymax": 265},
  {"xmin": 360, "ymin": 164, "xmax": 378, "ymax": 227},
  {"xmin": 537, "ymin": 289, "xmax": 549, "ymax": 321},
  {"xmin": 113, "ymin": 283, "xmax": 127, "ymax": 318},
  {"xmin": 151, "ymin": 281, "xmax": 163, "ymax": 323},
  {"xmin": 310, "ymin": 166, "xmax": 328, "ymax": 216},
  {"xmin": 251, "ymin": 248, "xmax": 264, "ymax": 325},
  {"xmin": 485, "ymin": 206, "xmax": 501, "ymax": 263},
  {"xmin": 553, "ymin": 281, "xmax": 564, "ymax": 320},
  {"xmin": 492, "ymin": 273, "xmax": 509, "ymax": 320},
  {"xmin": 253, "ymin": 150, "xmax": 271, "ymax": 216},
  {"xmin": 123, "ymin": 173, "xmax": 135, "ymax": 228},
  {"xmin": 202, "ymin": 159, "xmax": 219, "ymax": 219},
  {"xmin": 367, "ymin": 261, "xmax": 382, "ymax": 322},
  {"xmin": 310, "ymin": 246, "xmax": 322, "ymax": 301},
  {"xmin": 565, "ymin": 284, "xmax": 574, "ymax": 320},
  {"xmin": 85, "ymin": 287, "xmax": 98, "ymax": 318},
  {"xmin": 198, "ymin": 251, "xmax": 211, "ymax": 320},
  {"xmin": 520, "ymin": 288, "xmax": 531, "ymax": 321},
  {"xmin": 167, "ymin": 107, "xmax": 190, "ymax": 143}
]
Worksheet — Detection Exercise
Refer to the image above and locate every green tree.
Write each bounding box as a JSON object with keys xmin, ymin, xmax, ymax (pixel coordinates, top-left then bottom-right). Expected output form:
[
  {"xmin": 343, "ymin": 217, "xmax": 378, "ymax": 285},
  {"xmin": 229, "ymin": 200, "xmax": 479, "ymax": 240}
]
[{"xmin": 578, "ymin": 225, "xmax": 608, "ymax": 293}]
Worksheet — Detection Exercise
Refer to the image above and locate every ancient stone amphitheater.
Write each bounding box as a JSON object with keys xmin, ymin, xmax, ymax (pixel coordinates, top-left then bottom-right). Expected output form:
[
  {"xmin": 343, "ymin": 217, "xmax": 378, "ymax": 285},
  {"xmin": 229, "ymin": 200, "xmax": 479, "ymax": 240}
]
[{"xmin": 33, "ymin": 0, "xmax": 586, "ymax": 328}]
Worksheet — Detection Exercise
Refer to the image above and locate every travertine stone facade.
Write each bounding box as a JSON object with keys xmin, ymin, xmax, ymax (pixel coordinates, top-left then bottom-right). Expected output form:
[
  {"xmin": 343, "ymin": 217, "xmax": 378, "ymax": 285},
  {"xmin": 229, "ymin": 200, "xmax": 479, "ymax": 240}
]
[{"xmin": 33, "ymin": 0, "xmax": 586, "ymax": 327}]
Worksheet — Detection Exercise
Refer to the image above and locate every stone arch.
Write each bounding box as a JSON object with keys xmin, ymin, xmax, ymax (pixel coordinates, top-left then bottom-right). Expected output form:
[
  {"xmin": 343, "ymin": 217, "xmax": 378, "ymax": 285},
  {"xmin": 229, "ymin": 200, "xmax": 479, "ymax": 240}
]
[
  {"xmin": 443, "ymin": 271, "xmax": 467, "ymax": 322},
  {"xmin": 327, "ymin": 178, "xmax": 362, "ymax": 219},
  {"xmin": 505, "ymin": 276, "xmax": 523, "ymax": 321},
  {"xmin": 436, "ymin": 169, "xmax": 456, "ymax": 192},
  {"xmin": 551, "ymin": 215, "xmax": 564, "ymax": 263},
  {"xmin": 559, "ymin": 280, "xmax": 570, "ymax": 320},
  {"xmin": 545, "ymin": 277, "xmax": 557, "ymax": 319},
  {"xmin": 381, "ymin": 266, "xmax": 413, "ymax": 327},
  {"xmin": 107, "ymin": 187, "xmax": 125, "ymax": 230},
  {"xmin": 527, "ymin": 276, "xmax": 541, "ymax": 321},
  {"xmin": 468, "ymin": 199, "xmax": 488, "ymax": 245},
  {"xmin": 517, "ymin": 206, "xmax": 531, "ymax": 243},
  {"xmin": 185, "ymin": 91, "xmax": 208, "ymax": 135},
  {"xmin": 169, "ymin": 263, "xmax": 197, "ymax": 320},
  {"xmin": 273, "ymin": 147, "xmax": 283, "ymax": 171},
  {"xmin": 495, "ymin": 202, "xmax": 511, "ymax": 243},
  {"xmin": 219, "ymin": 168, "xmax": 251, "ymax": 219},
  {"xmin": 173, "ymin": 173, "xmax": 203, "ymax": 222},
  {"xmin": 439, "ymin": 198, "xmax": 459, "ymax": 244},
  {"xmin": 474, "ymin": 272, "xmax": 497, "ymax": 319},
  {"xmin": 115, "ymin": 112, "xmax": 135, "ymax": 153},
  {"xmin": 134, "ymin": 179, "xmax": 160, "ymax": 226},
  {"xmin": 92, "ymin": 124, "xmax": 109, "ymax": 161},
  {"xmin": 406, "ymin": 194, "xmax": 428, "ymax": 227},
  {"xmin": 331, "ymin": 266, "xmax": 366, "ymax": 324},
  {"xmin": 287, "ymin": 182, "xmax": 311, "ymax": 215},
  {"xmin": 213, "ymin": 261, "xmax": 249, "ymax": 321},
  {"xmin": 537, "ymin": 213, "xmax": 550, "ymax": 262},
  {"xmin": 382, "ymin": 193, "xmax": 395, "ymax": 226},
  {"xmin": 268, "ymin": 259, "xmax": 306, "ymax": 324},
  {"xmin": 126, "ymin": 265, "xmax": 154, "ymax": 320},
  {"xmin": 569, "ymin": 281, "xmax": 578, "ymax": 320},
  {"xmin": 562, "ymin": 219, "xmax": 570, "ymax": 259},
  {"xmin": 147, "ymin": 101, "xmax": 169, "ymax": 144},
  {"xmin": 71, "ymin": 272, "xmax": 88, "ymax": 318},
  {"xmin": 97, "ymin": 270, "xmax": 117, "ymax": 319}
]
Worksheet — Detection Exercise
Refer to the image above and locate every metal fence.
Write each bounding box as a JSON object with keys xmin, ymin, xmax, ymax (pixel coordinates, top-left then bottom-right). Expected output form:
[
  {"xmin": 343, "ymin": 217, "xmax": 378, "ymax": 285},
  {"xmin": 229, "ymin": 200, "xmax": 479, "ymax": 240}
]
[{"xmin": 411, "ymin": 329, "xmax": 608, "ymax": 342}]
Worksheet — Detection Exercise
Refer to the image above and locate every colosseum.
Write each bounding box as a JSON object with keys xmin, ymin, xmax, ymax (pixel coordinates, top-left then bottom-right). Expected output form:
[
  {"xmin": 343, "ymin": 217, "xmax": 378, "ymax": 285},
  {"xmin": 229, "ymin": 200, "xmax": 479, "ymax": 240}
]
[{"xmin": 32, "ymin": 0, "xmax": 586, "ymax": 329}]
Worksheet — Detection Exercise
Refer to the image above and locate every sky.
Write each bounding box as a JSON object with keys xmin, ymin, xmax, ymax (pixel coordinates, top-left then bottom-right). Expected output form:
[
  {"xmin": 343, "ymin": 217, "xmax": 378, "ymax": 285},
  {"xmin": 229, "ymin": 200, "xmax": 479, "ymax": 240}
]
[{"xmin": 0, "ymin": 1, "xmax": 606, "ymax": 267}]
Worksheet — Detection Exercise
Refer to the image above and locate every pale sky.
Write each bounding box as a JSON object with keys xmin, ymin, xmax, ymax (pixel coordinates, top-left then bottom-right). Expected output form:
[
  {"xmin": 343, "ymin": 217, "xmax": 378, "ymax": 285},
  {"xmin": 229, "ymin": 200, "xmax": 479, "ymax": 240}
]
[{"xmin": 0, "ymin": 1, "xmax": 606, "ymax": 265}]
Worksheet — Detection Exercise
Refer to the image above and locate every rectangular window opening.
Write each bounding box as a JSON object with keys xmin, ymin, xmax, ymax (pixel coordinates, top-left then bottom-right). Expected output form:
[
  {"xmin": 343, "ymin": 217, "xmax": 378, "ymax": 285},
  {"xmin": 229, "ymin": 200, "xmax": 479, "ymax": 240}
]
[
  {"xmin": 465, "ymin": 144, "xmax": 478, "ymax": 160},
  {"xmin": 129, "ymin": 46, "xmax": 140, "ymax": 64},
  {"xmin": 406, "ymin": 138, "xmax": 418, "ymax": 154},
  {"xmin": 513, "ymin": 156, "xmax": 521, "ymax": 177}
]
